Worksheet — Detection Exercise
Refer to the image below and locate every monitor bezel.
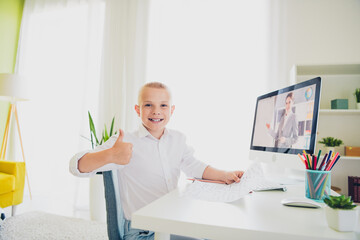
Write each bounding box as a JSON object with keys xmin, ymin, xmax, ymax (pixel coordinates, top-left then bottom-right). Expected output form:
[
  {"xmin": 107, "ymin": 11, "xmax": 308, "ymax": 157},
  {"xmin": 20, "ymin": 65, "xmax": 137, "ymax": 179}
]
[{"xmin": 250, "ymin": 77, "xmax": 321, "ymax": 155}]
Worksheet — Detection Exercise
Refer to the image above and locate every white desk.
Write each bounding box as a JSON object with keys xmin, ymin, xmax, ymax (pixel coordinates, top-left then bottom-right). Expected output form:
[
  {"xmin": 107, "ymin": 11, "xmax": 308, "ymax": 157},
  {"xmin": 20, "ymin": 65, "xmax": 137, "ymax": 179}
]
[{"xmin": 132, "ymin": 184, "xmax": 360, "ymax": 240}]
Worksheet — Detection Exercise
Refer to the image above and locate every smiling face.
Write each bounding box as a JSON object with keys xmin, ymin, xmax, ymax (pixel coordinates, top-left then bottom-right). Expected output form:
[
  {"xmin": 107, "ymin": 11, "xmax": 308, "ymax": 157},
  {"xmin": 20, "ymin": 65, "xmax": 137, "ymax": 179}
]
[{"xmin": 135, "ymin": 86, "xmax": 175, "ymax": 139}]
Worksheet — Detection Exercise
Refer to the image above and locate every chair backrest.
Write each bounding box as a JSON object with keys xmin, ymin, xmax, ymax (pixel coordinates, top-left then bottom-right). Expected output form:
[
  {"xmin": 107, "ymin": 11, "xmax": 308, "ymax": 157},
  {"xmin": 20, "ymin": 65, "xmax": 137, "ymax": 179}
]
[
  {"xmin": 103, "ymin": 170, "xmax": 125, "ymax": 240},
  {"xmin": 103, "ymin": 171, "xmax": 201, "ymax": 240}
]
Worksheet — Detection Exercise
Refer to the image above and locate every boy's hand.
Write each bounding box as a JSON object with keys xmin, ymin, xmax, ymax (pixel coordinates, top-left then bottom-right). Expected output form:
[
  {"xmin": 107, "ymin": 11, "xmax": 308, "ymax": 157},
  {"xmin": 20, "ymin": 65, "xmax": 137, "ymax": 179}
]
[
  {"xmin": 202, "ymin": 166, "xmax": 244, "ymax": 185},
  {"xmin": 223, "ymin": 170, "xmax": 244, "ymax": 184},
  {"xmin": 110, "ymin": 129, "xmax": 133, "ymax": 165}
]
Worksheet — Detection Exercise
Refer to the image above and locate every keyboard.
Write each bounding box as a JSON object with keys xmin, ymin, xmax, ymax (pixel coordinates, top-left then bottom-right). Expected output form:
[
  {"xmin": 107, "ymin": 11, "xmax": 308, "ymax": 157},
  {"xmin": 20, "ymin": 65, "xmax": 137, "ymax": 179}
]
[{"xmin": 250, "ymin": 180, "xmax": 287, "ymax": 192}]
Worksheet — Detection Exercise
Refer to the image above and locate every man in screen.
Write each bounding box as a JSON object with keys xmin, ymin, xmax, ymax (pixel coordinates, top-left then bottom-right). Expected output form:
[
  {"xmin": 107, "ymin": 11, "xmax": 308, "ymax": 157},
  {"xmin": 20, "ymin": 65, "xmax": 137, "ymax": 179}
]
[{"xmin": 266, "ymin": 92, "xmax": 298, "ymax": 148}]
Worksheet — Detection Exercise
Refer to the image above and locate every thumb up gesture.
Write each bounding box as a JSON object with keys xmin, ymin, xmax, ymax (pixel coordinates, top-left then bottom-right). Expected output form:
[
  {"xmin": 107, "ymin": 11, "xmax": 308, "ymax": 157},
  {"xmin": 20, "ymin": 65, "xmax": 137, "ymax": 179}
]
[{"xmin": 110, "ymin": 129, "xmax": 133, "ymax": 165}]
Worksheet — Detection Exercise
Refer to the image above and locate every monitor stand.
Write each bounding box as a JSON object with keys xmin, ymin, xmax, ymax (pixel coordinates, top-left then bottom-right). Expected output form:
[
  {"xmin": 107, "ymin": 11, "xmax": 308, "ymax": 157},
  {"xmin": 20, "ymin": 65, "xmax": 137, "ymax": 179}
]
[{"xmin": 260, "ymin": 162, "xmax": 305, "ymax": 185}]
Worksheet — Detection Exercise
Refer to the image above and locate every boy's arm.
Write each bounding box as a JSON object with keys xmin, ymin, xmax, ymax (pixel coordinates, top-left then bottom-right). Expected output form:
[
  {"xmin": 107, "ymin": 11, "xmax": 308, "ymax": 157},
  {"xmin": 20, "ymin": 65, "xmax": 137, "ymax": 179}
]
[
  {"xmin": 202, "ymin": 166, "xmax": 244, "ymax": 185},
  {"xmin": 78, "ymin": 129, "xmax": 133, "ymax": 173},
  {"xmin": 78, "ymin": 148, "xmax": 113, "ymax": 173}
]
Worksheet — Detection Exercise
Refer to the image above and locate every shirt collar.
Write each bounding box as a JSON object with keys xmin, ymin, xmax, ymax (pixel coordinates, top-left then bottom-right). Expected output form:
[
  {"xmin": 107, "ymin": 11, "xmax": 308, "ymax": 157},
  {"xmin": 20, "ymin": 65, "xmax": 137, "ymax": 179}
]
[
  {"xmin": 138, "ymin": 124, "xmax": 150, "ymax": 138},
  {"xmin": 137, "ymin": 124, "xmax": 169, "ymax": 140}
]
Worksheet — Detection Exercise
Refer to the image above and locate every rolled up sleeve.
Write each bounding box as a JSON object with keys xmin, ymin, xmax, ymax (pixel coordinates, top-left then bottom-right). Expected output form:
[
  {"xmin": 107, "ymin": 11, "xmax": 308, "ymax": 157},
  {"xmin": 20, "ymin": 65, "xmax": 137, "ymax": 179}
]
[
  {"xmin": 69, "ymin": 150, "xmax": 94, "ymax": 177},
  {"xmin": 69, "ymin": 134, "xmax": 124, "ymax": 177}
]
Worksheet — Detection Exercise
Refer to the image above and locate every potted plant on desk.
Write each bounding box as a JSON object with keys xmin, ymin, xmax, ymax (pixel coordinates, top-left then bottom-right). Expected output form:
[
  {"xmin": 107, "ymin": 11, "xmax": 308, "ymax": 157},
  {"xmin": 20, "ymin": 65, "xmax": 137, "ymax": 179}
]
[
  {"xmin": 318, "ymin": 137, "xmax": 343, "ymax": 153},
  {"xmin": 354, "ymin": 88, "xmax": 360, "ymax": 109},
  {"xmin": 324, "ymin": 195, "xmax": 358, "ymax": 232}
]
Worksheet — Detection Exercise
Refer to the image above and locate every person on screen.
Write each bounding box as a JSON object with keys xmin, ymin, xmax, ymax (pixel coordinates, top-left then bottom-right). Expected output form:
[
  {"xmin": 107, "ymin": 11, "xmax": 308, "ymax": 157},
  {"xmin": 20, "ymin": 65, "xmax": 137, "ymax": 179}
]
[
  {"xmin": 266, "ymin": 92, "xmax": 298, "ymax": 148},
  {"xmin": 69, "ymin": 82, "xmax": 244, "ymax": 240}
]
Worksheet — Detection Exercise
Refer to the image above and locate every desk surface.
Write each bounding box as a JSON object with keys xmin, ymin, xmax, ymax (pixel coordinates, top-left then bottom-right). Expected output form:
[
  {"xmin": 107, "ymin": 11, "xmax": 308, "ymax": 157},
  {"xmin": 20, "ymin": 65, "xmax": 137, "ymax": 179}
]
[{"xmin": 132, "ymin": 184, "xmax": 360, "ymax": 240}]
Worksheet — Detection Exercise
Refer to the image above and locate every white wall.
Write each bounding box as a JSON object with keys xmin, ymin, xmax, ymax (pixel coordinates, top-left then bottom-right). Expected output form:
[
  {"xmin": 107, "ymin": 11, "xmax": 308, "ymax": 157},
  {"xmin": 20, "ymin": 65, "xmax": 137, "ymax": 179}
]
[
  {"xmin": 270, "ymin": 0, "xmax": 360, "ymax": 89},
  {"xmin": 270, "ymin": 0, "xmax": 360, "ymax": 195}
]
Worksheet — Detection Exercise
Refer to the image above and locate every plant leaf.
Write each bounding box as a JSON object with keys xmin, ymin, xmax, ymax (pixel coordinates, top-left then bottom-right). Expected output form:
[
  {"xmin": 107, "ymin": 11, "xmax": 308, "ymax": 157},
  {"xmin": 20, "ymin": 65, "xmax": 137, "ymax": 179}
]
[
  {"xmin": 324, "ymin": 195, "xmax": 357, "ymax": 209},
  {"xmin": 88, "ymin": 111, "xmax": 100, "ymax": 145},
  {"xmin": 104, "ymin": 124, "xmax": 109, "ymax": 141},
  {"xmin": 90, "ymin": 132, "xmax": 94, "ymax": 149},
  {"xmin": 109, "ymin": 116, "xmax": 115, "ymax": 137},
  {"xmin": 84, "ymin": 111, "xmax": 118, "ymax": 148}
]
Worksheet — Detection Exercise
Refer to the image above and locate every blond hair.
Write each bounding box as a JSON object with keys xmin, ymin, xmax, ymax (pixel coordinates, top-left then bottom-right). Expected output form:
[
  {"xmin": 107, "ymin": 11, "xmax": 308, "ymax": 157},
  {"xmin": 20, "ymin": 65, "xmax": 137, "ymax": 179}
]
[{"xmin": 138, "ymin": 82, "xmax": 172, "ymax": 104}]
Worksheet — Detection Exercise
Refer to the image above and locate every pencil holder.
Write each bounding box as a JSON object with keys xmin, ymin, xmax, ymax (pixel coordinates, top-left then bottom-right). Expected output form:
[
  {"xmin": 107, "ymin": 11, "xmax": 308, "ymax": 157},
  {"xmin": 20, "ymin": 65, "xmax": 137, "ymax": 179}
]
[{"xmin": 305, "ymin": 169, "xmax": 331, "ymax": 202}]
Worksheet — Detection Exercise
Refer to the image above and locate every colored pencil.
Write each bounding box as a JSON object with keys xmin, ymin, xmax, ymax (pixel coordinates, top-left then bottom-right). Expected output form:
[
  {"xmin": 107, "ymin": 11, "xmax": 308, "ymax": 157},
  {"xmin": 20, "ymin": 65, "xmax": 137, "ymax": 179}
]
[
  {"xmin": 303, "ymin": 153, "xmax": 310, "ymax": 169},
  {"xmin": 329, "ymin": 154, "xmax": 340, "ymax": 171},
  {"xmin": 313, "ymin": 156, "xmax": 317, "ymax": 170},
  {"xmin": 317, "ymin": 150, "xmax": 321, "ymax": 163},
  {"xmin": 306, "ymin": 154, "xmax": 311, "ymax": 169},
  {"xmin": 318, "ymin": 153, "xmax": 328, "ymax": 170},
  {"xmin": 321, "ymin": 151, "xmax": 332, "ymax": 171},
  {"xmin": 326, "ymin": 152, "xmax": 339, "ymax": 171},
  {"xmin": 297, "ymin": 153, "xmax": 307, "ymax": 168}
]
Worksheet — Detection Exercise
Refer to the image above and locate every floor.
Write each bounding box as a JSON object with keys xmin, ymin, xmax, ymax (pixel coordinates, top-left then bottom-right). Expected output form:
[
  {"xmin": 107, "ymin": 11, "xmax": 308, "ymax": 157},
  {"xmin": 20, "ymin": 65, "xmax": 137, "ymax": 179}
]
[
  {"xmin": 0, "ymin": 211, "xmax": 108, "ymax": 240},
  {"xmin": 1, "ymin": 175, "xmax": 107, "ymax": 222},
  {"xmin": 1, "ymin": 193, "xmax": 91, "ymax": 220}
]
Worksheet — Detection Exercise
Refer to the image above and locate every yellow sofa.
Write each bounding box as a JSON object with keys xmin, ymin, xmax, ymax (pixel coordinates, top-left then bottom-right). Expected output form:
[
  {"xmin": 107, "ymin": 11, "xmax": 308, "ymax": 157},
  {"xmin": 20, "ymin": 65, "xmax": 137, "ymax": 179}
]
[{"xmin": 0, "ymin": 160, "xmax": 25, "ymax": 209}]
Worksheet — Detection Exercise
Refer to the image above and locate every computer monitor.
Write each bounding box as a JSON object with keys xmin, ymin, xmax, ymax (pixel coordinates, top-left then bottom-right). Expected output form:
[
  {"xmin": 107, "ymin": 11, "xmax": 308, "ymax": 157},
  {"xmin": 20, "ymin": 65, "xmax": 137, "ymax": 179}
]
[{"xmin": 249, "ymin": 77, "xmax": 321, "ymax": 182}]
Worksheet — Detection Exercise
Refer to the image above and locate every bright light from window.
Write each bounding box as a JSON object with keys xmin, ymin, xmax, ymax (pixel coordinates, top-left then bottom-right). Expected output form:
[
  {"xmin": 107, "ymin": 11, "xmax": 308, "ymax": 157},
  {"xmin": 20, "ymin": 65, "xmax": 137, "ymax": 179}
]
[
  {"xmin": 147, "ymin": 0, "xmax": 270, "ymax": 172},
  {"xmin": 17, "ymin": 1, "xmax": 105, "ymax": 216}
]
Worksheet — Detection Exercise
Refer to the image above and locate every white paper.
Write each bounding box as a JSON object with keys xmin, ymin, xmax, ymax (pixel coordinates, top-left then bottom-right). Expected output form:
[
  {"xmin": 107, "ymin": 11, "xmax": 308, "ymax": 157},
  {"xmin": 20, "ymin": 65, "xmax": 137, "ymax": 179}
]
[{"xmin": 183, "ymin": 163, "xmax": 270, "ymax": 202}]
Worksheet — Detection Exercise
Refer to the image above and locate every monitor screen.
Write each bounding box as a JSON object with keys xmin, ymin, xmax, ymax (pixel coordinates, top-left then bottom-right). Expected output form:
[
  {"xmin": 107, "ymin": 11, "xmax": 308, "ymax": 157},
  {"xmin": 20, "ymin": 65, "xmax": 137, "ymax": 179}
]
[{"xmin": 250, "ymin": 77, "xmax": 321, "ymax": 156}]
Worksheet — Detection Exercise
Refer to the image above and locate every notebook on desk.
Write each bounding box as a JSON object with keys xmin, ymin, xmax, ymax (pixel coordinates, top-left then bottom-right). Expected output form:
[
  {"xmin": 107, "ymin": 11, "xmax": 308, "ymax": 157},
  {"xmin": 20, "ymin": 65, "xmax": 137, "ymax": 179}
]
[{"xmin": 188, "ymin": 177, "xmax": 287, "ymax": 192}]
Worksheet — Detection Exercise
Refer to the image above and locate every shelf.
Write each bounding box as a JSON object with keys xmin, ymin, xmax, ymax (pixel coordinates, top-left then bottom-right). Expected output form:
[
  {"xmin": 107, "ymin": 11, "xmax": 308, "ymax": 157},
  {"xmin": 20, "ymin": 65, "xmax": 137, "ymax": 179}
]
[
  {"xmin": 292, "ymin": 63, "xmax": 360, "ymax": 196},
  {"xmin": 342, "ymin": 156, "xmax": 360, "ymax": 161},
  {"xmin": 319, "ymin": 109, "xmax": 360, "ymax": 115},
  {"xmin": 320, "ymin": 156, "xmax": 360, "ymax": 161},
  {"xmin": 295, "ymin": 64, "xmax": 360, "ymax": 76}
]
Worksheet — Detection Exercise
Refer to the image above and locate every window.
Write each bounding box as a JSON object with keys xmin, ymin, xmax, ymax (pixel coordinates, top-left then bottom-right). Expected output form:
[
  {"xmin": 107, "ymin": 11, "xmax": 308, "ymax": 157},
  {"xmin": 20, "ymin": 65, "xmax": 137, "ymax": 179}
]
[
  {"xmin": 17, "ymin": 0, "xmax": 105, "ymax": 216},
  {"xmin": 146, "ymin": 0, "xmax": 270, "ymax": 171}
]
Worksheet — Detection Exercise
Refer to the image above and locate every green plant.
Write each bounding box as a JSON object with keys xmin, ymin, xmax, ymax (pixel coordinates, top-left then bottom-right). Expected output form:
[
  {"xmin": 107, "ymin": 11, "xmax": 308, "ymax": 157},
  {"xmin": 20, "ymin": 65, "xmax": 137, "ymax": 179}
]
[
  {"xmin": 324, "ymin": 195, "xmax": 357, "ymax": 210},
  {"xmin": 354, "ymin": 88, "xmax": 360, "ymax": 103},
  {"xmin": 318, "ymin": 137, "xmax": 343, "ymax": 147},
  {"xmin": 87, "ymin": 111, "xmax": 117, "ymax": 149}
]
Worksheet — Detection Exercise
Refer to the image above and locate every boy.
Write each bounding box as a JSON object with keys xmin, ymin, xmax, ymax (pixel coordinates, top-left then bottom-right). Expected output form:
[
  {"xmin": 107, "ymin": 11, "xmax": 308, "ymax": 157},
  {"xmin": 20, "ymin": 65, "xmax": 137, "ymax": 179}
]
[{"xmin": 69, "ymin": 82, "xmax": 244, "ymax": 239}]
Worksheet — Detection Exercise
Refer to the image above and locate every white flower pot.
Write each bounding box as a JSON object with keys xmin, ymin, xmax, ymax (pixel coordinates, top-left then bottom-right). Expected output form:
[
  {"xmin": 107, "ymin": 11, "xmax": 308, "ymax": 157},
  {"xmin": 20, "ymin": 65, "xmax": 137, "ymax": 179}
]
[
  {"xmin": 89, "ymin": 174, "xmax": 106, "ymax": 222},
  {"xmin": 325, "ymin": 206, "xmax": 359, "ymax": 232},
  {"xmin": 357, "ymin": 102, "xmax": 360, "ymax": 110},
  {"xmin": 325, "ymin": 147, "xmax": 335, "ymax": 154}
]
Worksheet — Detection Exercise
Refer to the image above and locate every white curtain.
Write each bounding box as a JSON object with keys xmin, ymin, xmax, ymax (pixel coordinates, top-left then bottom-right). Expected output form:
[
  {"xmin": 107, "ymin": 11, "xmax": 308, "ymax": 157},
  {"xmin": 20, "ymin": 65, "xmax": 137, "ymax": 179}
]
[
  {"xmin": 98, "ymin": 0, "xmax": 149, "ymax": 132},
  {"xmin": 15, "ymin": 0, "xmax": 149, "ymax": 217}
]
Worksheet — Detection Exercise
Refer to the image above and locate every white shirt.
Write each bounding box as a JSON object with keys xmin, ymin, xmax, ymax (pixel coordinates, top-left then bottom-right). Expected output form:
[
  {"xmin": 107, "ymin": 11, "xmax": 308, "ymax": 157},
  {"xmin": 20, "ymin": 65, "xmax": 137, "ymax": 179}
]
[{"xmin": 69, "ymin": 124, "xmax": 208, "ymax": 220}]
